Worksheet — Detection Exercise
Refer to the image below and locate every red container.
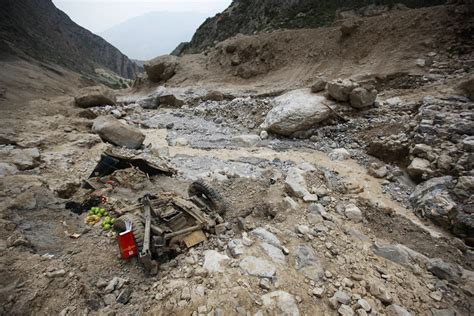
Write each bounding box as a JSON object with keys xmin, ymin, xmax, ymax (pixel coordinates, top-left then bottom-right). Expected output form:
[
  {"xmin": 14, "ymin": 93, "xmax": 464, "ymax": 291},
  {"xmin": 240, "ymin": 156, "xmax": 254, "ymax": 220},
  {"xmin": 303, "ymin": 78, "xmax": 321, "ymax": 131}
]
[{"xmin": 117, "ymin": 231, "xmax": 138, "ymax": 259}]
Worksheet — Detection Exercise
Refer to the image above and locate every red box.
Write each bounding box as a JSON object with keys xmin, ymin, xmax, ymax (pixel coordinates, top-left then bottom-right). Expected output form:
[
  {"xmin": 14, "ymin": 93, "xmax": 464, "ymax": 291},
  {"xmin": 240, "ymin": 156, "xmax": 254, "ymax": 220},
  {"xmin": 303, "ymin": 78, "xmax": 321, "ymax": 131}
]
[{"xmin": 117, "ymin": 231, "xmax": 138, "ymax": 259}]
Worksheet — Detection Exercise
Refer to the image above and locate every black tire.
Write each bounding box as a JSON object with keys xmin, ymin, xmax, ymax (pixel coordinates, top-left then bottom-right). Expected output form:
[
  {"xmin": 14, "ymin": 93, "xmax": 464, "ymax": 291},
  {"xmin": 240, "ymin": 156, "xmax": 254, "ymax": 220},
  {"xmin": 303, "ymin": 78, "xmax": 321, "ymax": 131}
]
[
  {"xmin": 188, "ymin": 179, "xmax": 228, "ymax": 215},
  {"xmin": 113, "ymin": 214, "xmax": 145, "ymax": 251}
]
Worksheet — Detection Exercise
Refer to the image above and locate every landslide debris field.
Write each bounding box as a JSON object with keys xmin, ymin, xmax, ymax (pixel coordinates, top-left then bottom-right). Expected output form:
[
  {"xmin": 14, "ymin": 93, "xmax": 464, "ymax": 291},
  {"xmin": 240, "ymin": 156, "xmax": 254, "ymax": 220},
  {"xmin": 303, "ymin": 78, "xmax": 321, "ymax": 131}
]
[{"xmin": 0, "ymin": 4, "xmax": 473, "ymax": 316}]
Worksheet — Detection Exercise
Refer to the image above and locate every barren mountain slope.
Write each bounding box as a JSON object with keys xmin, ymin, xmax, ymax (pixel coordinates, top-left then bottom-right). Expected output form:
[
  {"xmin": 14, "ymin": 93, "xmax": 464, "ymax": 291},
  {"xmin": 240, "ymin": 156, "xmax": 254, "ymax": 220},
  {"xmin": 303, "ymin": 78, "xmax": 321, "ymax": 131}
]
[
  {"xmin": 181, "ymin": 0, "xmax": 446, "ymax": 54},
  {"xmin": 0, "ymin": 0, "xmax": 140, "ymax": 79},
  {"xmin": 161, "ymin": 5, "xmax": 472, "ymax": 92}
]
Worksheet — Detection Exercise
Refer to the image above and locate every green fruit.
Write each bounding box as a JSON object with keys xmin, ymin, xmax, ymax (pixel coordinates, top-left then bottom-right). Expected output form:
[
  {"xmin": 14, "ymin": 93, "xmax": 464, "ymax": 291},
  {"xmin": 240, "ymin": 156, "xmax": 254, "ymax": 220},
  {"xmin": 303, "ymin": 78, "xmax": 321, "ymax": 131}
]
[
  {"xmin": 103, "ymin": 224, "xmax": 111, "ymax": 230},
  {"xmin": 110, "ymin": 218, "xmax": 115, "ymax": 224}
]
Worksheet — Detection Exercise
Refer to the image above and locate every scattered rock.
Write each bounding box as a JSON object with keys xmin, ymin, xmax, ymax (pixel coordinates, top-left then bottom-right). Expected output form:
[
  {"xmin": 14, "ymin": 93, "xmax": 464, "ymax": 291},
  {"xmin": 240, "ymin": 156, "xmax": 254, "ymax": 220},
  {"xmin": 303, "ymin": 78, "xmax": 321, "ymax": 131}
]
[
  {"xmin": 74, "ymin": 86, "xmax": 116, "ymax": 108},
  {"xmin": 260, "ymin": 130, "xmax": 269, "ymax": 140},
  {"xmin": 385, "ymin": 304, "xmax": 411, "ymax": 316},
  {"xmin": 227, "ymin": 239, "xmax": 245, "ymax": 258},
  {"xmin": 344, "ymin": 204, "xmax": 363, "ymax": 222},
  {"xmin": 371, "ymin": 242, "xmax": 428, "ymax": 268},
  {"xmin": 312, "ymin": 287, "xmax": 325, "ymax": 298},
  {"xmin": 349, "ymin": 87, "xmax": 377, "ymax": 108},
  {"xmin": 159, "ymin": 94, "xmax": 184, "ymax": 107},
  {"xmin": 233, "ymin": 134, "xmax": 260, "ymax": 147},
  {"xmin": 285, "ymin": 167, "xmax": 317, "ymax": 200},
  {"xmin": 251, "ymin": 228, "xmax": 281, "ymax": 248},
  {"xmin": 332, "ymin": 290, "xmax": 351, "ymax": 305},
  {"xmin": 203, "ymin": 250, "xmax": 229, "ymax": 273},
  {"xmin": 367, "ymin": 163, "xmax": 388, "ymax": 178},
  {"xmin": 327, "ymin": 79, "xmax": 359, "ymax": 102},
  {"xmin": 260, "ymin": 89, "xmax": 333, "ymax": 136},
  {"xmin": 261, "ymin": 291, "xmax": 300, "ymax": 316},
  {"xmin": 0, "ymin": 162, "xmax": 19, "ymax": 175},
  {"xmin": 357, "ymin": 299, "xmax": 371, "ymax": 312},
  {"xmin": 239, "ymin": 256, "xmax": 276, "ymax": 278},
  {"xmin": 407, "ymin": 158, "xmax": 432, "ymax": 180},
  {"xmin": 338, "ymin": 304, "xmax": 355, "ymax": 316},
  {"xmin": 10, "ymin": 148, "xmax": 41, "ymax": 170},
  {"xmin": 329, "ymin": 148, "xmax": 351, "ymax": 161},
  {"xmin": 295, "ymin": 244, "xmax": 323, "ymax": 281},
  {"xmin": 46, "ymin": 269, "xmax": 66, "ymax": 278},
  {"xmin": 116, "ymin": 288, "xmax": 131, "ymax": 304},
  {"xmin": 103, "ymin": 294, "xmax": 116, "ymax": 306},
  {"xmin": 415, "ymin": 58, "xmax": 426, "ymax": 67},
  {"xmin": 175, "ymin": 137, "xmax": 188, "ymax": 146},
  {"xmin": 260, "ymin": 242, "xmax": 285, "ymax": 263},
  {"xmin": 426, "ymin": 258, "xmax": 462, "ymax": 282},
  {"xmin": 92, "ymin": 116, "xmax": 145, "ymax": 149},
  {"xmin": 340, "ymin": 19, "xmax": 359, "ymax": 36},
  {"xmin": 144, "ymin": 55, "xmax": 179, "ymax": 82},
  {"xmin": 311, "ymin": 78, "xmax": 327, "ymax": 93},
  {"xmin": 368, "ymin": 281, "xmax": 393, "ymax": 304}
]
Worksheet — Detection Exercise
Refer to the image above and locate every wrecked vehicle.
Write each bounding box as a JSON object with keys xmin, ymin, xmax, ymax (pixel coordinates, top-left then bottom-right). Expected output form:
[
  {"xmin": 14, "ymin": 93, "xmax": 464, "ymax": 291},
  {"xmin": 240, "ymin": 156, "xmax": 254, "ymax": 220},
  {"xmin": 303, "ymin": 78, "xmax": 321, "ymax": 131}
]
[{"xmin": 113, "ymin": 179, "xmax": 228, "ymax": 274}]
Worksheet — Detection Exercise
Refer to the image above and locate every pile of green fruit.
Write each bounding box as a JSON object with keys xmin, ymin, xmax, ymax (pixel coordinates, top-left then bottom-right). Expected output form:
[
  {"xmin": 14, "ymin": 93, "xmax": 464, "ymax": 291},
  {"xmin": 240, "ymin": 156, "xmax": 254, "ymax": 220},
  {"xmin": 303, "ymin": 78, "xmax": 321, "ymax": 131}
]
[{"xmin": 85, "ymin": 207, "xmax": 115, "ymax": 230}]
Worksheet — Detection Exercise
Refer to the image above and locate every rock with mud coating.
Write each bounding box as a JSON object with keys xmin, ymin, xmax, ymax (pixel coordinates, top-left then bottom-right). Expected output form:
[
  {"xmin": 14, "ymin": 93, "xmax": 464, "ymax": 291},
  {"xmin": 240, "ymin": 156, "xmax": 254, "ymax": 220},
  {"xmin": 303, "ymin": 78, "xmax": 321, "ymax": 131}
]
[
  {"xmin": 285, "ymin": 167, "xmax": 318, "ymax": 201},
  {"xmin": 260, "ymin": 89, "xmax": 332, "ymax": 136},
  {"xmin": 327, "ymin": 79, "xmax": 359, "ymax": 102},
  {"xmin": 251, "ymin": 228, "xmax": 281, "ymax": 248},
  {"xmin": 426, "ymin": 258, "xmax": 462, "ymax": 282},
  {"xmin": 10, "ymin": 148, "xmax": 41, "ymax": 170},
  {"xmin": 203, "ymin": 250, "xmax": 229, "ymax": 273},
  {"xmin": 295, "ymin": 244, "xmax": 323, "ymax": 281},
  {"xmin": 74, "ymin": 86, "xmax": 116, "ymax": 108},
  {"xmin": 92, "ymin": 116, "xmax": 145, "ymax": 149},
  {"xmin": 371, "ymin": 242, "xmax": 428, "ymax": 268},
  {"xmin": 144, "ymin": 55, "xmax": 179, "ymax": 82},
  {"xmin": 0, "ymin": 162, "xmax": 18, "ymax": 176},
  {"xmin": 344, "ymin": 204, "xmax": 363, "ymax": 222},
  {"xmin": 261, "ymin": 291, "xmax": 299, "ymax": 316},
  {"xmin": 233, "ymin": 134, "xmax": 260, "ymax": 147},
  {"xmin": 239, "ymin": 256, "xmax": 276, "ymax": 278},
  {"xmin": 349, "ymin": 87, "xmax": 377, "ymax": 108}
]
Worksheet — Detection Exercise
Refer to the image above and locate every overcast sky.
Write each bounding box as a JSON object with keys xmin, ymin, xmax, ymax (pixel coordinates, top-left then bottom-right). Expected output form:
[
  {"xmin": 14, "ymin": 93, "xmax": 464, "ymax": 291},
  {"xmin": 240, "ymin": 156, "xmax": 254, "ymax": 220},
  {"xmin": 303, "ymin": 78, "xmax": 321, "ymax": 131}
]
[{"xmin": 53, "ymin": 0, "xmax": 232, "ymax": 33}]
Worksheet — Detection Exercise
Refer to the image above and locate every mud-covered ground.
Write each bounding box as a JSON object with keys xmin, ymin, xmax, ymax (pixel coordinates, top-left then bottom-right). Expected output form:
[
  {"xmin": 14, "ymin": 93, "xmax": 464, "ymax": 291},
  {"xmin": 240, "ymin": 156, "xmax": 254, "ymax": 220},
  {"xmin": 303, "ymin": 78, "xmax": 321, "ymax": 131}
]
[{"xmin": 1, "ymin": 76, "xmax": 473, "ymax": 316}]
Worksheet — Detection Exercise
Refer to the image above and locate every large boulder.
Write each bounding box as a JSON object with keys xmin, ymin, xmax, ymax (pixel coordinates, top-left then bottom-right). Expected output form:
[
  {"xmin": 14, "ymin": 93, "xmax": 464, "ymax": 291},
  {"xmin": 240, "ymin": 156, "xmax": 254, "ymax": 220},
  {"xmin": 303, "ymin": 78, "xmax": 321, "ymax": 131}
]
[
  {"xmin": 75, "ymin": 86, "xmax": 116, "ymax": 108},
  {"xmin": 409, "ymin": 176, "xmax": 455, "ymax": 229},
  {"xmin": 349, "ymin": 87, "xmax": 377, "ymax": 108},
  {"xmin": 260, "ymin": 89, "xmax": 333, "ymax": 136},
  {"xmin": 407, "ymin": 158, "xmax": 433, "ymax": 180},
  {"xmin": 144, "ymin": 55, "xmax": 179, "ymax": 82},
  {"xmin": 327, "ymin": 79, "xmax": 359, "ymax": 102},
  {"xmin": 92, "ymin": 116, "xmax": 145, "ymax": 149}
]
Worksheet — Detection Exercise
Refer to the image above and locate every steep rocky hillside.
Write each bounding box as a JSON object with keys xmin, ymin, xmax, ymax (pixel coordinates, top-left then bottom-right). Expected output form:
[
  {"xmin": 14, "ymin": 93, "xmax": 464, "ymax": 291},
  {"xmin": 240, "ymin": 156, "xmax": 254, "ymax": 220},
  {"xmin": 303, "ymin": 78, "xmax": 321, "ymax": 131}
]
[
  {"xmin": 0, "ymin": 0, "xmax": 139, "ymax": 79},
  {"xmin": 180, "ymin": 0, "xmax": 446, "ymax": 54}
]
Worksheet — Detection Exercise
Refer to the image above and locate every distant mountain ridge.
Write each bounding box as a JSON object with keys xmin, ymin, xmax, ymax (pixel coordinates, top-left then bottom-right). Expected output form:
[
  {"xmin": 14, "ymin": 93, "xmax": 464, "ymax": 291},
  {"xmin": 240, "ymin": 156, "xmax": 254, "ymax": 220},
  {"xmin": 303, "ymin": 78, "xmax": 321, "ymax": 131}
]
[
  {"xmin": 180, "ymin": 0, "xmax": 446, "ymax": 54},
  {"xmin": 99, "ymin": 11, "xmax": 210, "ymax": 60},
  {"xmin": 0, "ymin": 0, "xmax": 139, "ymax": 79}
]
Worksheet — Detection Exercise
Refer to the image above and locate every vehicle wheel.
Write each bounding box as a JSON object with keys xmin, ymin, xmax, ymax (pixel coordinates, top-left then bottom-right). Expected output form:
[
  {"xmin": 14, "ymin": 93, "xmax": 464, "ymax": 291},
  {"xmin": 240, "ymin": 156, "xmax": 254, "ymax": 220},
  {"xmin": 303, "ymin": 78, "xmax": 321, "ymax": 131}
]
[
  {"xmin": 188, "ymin": 179, "xmax": 228, "ymax": 215},
  {"xmin": 113, "ymin": 214, "xmax": 145, "ymax": 250}
]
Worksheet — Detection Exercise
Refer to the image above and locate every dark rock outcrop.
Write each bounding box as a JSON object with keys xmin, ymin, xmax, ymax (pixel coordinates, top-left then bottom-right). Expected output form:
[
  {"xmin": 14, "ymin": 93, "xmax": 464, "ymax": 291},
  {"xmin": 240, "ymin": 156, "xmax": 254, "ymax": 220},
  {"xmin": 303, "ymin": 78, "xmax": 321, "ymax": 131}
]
[{"xmin": 0, "ymin": 0, "xmax": 140, "ymax": 79}]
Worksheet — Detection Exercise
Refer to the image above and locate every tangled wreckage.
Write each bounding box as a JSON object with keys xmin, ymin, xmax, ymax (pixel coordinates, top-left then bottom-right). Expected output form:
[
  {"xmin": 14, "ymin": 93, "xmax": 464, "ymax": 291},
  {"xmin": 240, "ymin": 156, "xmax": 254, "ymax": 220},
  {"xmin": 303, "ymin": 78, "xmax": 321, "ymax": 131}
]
[{"xmin": 67, "ymin": 147, "xmax": 229, "ymax": 274}]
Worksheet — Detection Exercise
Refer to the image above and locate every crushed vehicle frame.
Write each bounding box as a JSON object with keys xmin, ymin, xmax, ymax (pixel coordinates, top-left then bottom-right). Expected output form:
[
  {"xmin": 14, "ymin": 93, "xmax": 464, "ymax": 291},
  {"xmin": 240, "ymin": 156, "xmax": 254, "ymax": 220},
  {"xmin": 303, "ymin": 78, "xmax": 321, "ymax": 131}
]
[{"xmin": 113, "ymin": 179, "xmax": 228, "ymax": 274}]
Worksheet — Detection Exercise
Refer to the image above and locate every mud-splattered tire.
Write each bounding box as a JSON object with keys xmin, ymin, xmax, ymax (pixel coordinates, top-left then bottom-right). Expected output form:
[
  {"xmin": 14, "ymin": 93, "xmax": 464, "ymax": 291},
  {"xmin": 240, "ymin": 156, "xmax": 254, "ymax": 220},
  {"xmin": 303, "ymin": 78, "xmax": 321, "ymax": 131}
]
[
  {"xmin": 188, "ymin": 179, "xmax": 228, "ymax": 215},
  {"xmin": 113, "ymin": 214, "xmax": 145, "ymax": 251}
]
